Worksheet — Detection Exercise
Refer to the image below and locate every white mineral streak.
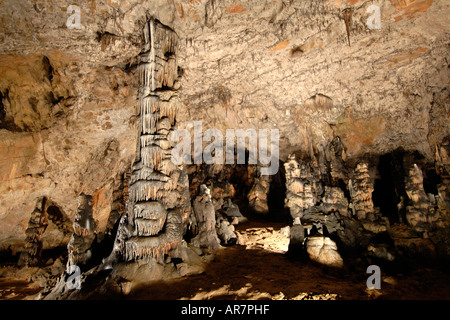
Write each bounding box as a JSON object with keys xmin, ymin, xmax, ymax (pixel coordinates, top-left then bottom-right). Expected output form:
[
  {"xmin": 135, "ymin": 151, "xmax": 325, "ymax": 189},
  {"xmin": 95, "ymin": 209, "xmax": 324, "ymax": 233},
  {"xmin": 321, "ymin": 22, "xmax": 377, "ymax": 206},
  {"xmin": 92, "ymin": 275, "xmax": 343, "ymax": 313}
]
[{"xmin": 150, "ymin": 18, "xmax": 156, "ymax": 92}]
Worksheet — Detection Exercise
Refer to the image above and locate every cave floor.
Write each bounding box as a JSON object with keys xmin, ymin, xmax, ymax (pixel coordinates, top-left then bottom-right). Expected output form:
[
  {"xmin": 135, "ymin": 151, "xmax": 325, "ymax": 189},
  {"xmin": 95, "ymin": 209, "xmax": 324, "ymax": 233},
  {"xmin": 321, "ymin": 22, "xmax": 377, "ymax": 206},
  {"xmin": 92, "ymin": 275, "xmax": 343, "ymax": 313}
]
[
  {"xmin": 1, "ymin": 220, "xmax": 449, "ymax": 300},
  {"xmin": 0, "ymin": 279, "xmax": 43, "ymax": 300},
  {"xmin": 126, "ymin": 221, "xmax": 450, "ymax": 300}
]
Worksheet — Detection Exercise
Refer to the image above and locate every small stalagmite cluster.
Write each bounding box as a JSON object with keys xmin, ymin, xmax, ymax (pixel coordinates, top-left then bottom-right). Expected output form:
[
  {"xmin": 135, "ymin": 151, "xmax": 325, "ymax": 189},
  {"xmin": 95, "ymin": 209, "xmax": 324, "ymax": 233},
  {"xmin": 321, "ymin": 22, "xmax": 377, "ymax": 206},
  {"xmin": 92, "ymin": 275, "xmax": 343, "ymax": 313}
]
[
  {"xmin": 67, "ymin": 194, "xmax": 96, "ymax": 268},
  {"xmin": 18, "ymin": 197, "xmax": 72, "ymax": 268},
  {"xmin": 17, "ymin": 198, "xmax": 49, "ymax": 267},
  {"xmin": 283, "ymin": 136, "xmax": 450, "ymax": 268},
  {"xmin": 350, "ymin": 161, "xmax": 375, "ymax": 220}
]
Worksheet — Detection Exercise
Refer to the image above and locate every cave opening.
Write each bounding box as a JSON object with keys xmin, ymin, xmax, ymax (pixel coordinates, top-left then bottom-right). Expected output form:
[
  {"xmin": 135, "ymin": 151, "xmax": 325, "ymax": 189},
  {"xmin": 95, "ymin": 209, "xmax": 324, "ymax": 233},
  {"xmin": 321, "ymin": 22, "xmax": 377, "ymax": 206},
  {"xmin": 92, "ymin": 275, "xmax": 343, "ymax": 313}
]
[
  {"xmin": 224, "ymin": 161, "xmax": 290, "ymax": 225},
  {"xmin": 38, "ymin": 203, "xmax": 72, "ymax": 266},
  {"xmin": 186, "ymin": 155, "xmax": 291, "ymax": 255},
  {"xmin": 0, "ymin": 91, "xmax": 5, "ymax": 121},
  {"xmin": 372, "ymin": 150, "xmax": 408, "ymax": 224},
  {"xmin": 423, "ymin": 168, "xmax": 442, "ymax": 196},
  {"xmin": 46, "ymin": 205, "xmax": 63, "ymax": 222},
  {"xmin": 267, "ymin": 161, "xmax": 290, "ymax": 223}
]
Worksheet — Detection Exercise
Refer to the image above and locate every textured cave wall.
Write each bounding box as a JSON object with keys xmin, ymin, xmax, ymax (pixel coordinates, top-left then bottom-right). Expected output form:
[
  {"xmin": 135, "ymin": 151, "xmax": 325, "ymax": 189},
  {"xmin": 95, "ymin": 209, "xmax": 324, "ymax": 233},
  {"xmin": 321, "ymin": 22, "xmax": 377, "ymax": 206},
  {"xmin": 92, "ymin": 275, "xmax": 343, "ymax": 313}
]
[{"xmin": 0, "ymin": 0, "xmax": 449, "ymax": 261}]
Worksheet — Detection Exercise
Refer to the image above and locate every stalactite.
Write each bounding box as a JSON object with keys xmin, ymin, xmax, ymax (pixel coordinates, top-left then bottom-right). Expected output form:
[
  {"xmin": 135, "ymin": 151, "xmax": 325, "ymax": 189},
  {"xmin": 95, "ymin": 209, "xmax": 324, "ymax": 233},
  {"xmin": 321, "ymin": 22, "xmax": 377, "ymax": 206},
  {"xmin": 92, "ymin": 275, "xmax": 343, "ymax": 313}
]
[
  {"xmin": 140, "ymin": 134, "xmax": 168, "ymax": 148},
  {"xmin": 141, "ymin": 96, "xmax": 157, "ymax": 115},
  {"xmin": 133, "ymin": 201, "xmax": 166, "ymax": 219},
  {"xmin": 141, "ymin": 145, "xmax": 164, "ymax": 169},
  {"xmin": 129, "ymin": 181, "xmax": 168, "ymax": 202},
  {"xmin": 135, "ymin": 218, "xmax": 166, "ymax": 236},
  {"xmin": 130, "ymin": 167, "xmax": 170, "ymax": 184},
  {"xmin": 123, "ymin": 210, "xmax": 182, "ymax": 261},
  {"xmin": 160, "ymin": 101, "xmax": 178, "ymax": 125},
  {"xmin": 143, "ymin": 20, "xmax": 150, "ymax": 52}
]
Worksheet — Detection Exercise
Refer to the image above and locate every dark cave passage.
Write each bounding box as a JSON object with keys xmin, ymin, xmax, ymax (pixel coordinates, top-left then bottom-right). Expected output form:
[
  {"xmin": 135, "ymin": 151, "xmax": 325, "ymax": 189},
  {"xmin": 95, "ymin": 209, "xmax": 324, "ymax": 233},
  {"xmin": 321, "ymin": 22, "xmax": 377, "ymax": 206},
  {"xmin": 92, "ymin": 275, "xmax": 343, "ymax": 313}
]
[
  {"xmin": 372, "ymin": 150, "xmax": 408, "ymax": 224},
  {"xmin": 371, "ymin": 149, "xmax": 443, "ymax": 225},
  {"xmin": 267, "ymin": 161, "xmax": 291, "ymax": 223}
]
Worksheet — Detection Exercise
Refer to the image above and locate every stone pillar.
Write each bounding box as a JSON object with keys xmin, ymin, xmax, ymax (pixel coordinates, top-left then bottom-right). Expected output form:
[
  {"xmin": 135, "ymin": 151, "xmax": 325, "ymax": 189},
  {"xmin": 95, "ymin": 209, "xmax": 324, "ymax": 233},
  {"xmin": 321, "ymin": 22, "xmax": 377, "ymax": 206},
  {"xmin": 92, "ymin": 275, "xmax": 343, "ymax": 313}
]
[
  {"xmin": 404, "ymin": 163, "xmax": 434, "ymax": 230},
  {"xmin": 18, "ymin": 197, "xmax": 48, "ymax": 267},
  {"xmin": 114, "ymin": 19, "xmax": 190, "ymax": 263},
  {"xmin": 67, "ymin": 193, "xmax": 96, "ymax": 268},
  {"xmin": 284, "ymin": 154, "xmax": 321, "ymax": 221},
  {"xmin": 191, "ymin": 185, "xmax": 221, "ymax": 250},
  {"xmin": 349, "ymin": 161, "xmax": 374, "ymax": 220}
]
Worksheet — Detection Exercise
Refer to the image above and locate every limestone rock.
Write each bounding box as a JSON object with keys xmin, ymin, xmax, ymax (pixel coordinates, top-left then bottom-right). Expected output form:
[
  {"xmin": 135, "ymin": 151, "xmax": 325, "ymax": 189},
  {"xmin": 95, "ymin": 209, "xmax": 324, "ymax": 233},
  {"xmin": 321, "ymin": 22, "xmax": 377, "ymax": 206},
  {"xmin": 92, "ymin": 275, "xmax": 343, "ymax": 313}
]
[
  {"xmin": 321, "ymin": 186, "xmax": 349, "ymax": 216},
  {"xmin": 367, "ymin": 244, "xmax": 395, "ymax": 262},
  {"xmin": 284, "ymin": 155, "xmax": 322, "ymax": 220},
  {"xmin": 349, "ymin": 161, "xmax": 375, "ymax": 220},
  {"xmin": 306, "ymin": 236, "xmax": 344, "ymax": 268},
  {"xmin": 191, "ymin": 185, "xmax": 221, "ymax": 250},
  {"xmin": 222, "ymin": 198, "xmax": 247, "ymax": 224},
  {"xmin": 215, "ymin": 212, "xmax": 237, "ymax": 246},
  {"xmin": 248, "ymin": 177, "xmax": 270, "ymax": 215},
  {"xmin": 404, "ymin": 163, "xmax": 439, "ymax": 230},
  {"xmin": 0, "ymin": 0, "xmax": 449, "ymax": 296}
]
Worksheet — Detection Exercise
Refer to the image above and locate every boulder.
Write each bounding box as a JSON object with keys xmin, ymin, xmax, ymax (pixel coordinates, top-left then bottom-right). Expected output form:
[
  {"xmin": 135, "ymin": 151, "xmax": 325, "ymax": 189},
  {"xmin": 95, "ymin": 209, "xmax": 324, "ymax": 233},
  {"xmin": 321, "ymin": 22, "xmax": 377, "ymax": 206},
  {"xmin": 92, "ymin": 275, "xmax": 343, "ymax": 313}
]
[{"xmin": 306, "ymin": 236, "xmax": 344, "ymax": 268}]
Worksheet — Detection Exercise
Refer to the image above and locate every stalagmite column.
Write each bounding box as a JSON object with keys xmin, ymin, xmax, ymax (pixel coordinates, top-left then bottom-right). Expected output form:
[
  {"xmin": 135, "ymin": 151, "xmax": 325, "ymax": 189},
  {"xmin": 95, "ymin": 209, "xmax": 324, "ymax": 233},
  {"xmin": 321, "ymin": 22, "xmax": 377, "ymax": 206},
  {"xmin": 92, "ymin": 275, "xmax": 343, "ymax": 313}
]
[
  {"xmin": 404, "ymin": 163, "xmax": 438, "ymax": 230},
  {"xmin": 107, "ymin": 19, "xmax": 190, "ymax": 264},
  {"xmin": 18, "ymin": 198, "xmax": 48, "ymax": 267},
  {"xmin": 67, "ymin": 194, "xmax": 96, "ymax": 268},
  {"xmin": 349, "ymin": 161, "xmax": 374, "ymax": 220},
  {"xmin": 284, "ymin": 154, "xmax": 321, "ymax": 221}
]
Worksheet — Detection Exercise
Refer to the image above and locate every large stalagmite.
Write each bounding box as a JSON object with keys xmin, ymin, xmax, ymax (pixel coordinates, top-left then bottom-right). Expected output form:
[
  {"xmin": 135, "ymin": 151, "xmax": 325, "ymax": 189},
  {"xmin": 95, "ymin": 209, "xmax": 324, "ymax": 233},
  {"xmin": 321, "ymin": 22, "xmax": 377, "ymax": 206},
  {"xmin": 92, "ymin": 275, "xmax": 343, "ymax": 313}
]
[{"xmin": 109, "ymin": 19, "xmax": 190, "ymax": 265}]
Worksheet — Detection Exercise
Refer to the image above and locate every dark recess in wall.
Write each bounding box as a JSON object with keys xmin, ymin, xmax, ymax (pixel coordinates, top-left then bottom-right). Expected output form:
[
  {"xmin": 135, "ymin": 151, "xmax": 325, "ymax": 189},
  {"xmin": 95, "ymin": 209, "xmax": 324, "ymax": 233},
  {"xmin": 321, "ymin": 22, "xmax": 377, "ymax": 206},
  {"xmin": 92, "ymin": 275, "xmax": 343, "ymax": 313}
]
[{"xmin": 372, "ymin": 150, "xmax": 408, "ymax": 224}]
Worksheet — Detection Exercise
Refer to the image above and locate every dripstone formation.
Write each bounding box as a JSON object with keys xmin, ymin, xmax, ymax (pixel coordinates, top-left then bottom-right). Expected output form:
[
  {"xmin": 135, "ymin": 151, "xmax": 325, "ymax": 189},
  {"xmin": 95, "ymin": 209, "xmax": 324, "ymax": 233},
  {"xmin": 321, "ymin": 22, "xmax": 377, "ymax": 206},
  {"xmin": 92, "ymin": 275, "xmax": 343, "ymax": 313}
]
[
  {"xmin": 283, "ymin": 136, "xmax": 450, "ymax": 267},
  {"xmin": 111, "ymin": 18, "xmax": 191, "ymax": 264}
]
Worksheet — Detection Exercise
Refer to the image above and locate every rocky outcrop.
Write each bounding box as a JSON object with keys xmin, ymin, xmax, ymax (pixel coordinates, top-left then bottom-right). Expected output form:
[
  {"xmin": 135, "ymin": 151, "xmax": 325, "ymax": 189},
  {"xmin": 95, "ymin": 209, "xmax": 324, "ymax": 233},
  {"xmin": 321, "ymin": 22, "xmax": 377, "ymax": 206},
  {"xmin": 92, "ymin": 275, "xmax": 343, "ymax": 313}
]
[
  {"xmin": 306, "ymin": 236, "xmax": 344, "ymax": 269},
  {"xmin": 248, "ymin": 175, "xmax": 270, "ymax": 215}
]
